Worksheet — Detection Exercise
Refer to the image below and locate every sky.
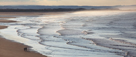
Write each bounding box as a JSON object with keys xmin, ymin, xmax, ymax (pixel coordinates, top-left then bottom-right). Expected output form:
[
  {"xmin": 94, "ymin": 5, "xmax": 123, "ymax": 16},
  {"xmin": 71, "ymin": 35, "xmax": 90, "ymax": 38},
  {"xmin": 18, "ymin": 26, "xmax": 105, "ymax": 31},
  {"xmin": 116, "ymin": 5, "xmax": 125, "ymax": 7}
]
[{"xmin": 0, "ymin": 0, "xmax": 136, "ymax": 6}]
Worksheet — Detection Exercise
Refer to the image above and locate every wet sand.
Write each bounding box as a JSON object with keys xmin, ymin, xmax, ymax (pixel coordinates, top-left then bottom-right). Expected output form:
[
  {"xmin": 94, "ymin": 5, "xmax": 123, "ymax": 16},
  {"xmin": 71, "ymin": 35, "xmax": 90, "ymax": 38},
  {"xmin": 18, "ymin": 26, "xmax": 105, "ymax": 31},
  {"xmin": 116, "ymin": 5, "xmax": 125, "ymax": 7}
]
[
  {"xmin": 0, "ymin": 14, "xmax": 47, "ymax": 57},
  {"xmin": 0, "ymin": 12, "xmax": 70, "ymax": 16},
  {"xmin": 0, "ymin": 35, "xmax": 47, "ymax": 57},
  {"xmin": 0, "ymin": 19, "xmax": 16, "ymax": 23}
]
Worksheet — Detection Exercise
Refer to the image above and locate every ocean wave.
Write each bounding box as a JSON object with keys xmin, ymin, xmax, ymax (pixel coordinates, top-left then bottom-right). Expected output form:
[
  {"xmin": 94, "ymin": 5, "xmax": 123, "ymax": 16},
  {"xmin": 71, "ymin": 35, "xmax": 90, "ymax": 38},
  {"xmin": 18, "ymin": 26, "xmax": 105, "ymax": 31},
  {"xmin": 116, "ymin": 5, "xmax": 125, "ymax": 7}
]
[{"xmin": 0, "ymin": 11, "xmax": 136, "ymax": 57}]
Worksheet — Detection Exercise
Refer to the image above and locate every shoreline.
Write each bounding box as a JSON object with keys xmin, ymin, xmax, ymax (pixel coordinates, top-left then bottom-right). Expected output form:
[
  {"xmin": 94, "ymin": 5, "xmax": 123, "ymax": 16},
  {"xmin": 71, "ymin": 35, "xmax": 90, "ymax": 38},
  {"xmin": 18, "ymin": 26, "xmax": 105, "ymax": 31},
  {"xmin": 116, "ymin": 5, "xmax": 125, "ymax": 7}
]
[
  {"xmin": 0, "ymin": 16, "xmax": 47, "ymax": 57},
  {"xmin": 0, "ymin": 11, "xmax": 72, "ymax": 16},
  {"xmin": 0, "ymin": 35, "xmax": 47, "ymax": 57},
  {"xmin": 0, "ymin": 36, "xmax": 47, "ymax": 57},
  {"xmin": 0, "ymin": 11, "xmax": 74, "ymax": 57},
  {"xmin": 1, "ymin": 10, "xmax": 136, "ymax": 57}
]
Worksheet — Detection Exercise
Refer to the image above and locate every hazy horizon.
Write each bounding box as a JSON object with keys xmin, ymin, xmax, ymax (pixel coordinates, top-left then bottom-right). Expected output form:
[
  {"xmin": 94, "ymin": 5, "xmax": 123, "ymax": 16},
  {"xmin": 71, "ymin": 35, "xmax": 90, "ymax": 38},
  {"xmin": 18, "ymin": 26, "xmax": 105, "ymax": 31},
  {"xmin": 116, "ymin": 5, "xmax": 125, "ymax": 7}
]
[
  {"xmin": 0, "ymin": 0, "xmax": 136, "ymax": 6},
  {"xmin": 0, "ymin": 5, "xmax": 136, "ymax": 6}
]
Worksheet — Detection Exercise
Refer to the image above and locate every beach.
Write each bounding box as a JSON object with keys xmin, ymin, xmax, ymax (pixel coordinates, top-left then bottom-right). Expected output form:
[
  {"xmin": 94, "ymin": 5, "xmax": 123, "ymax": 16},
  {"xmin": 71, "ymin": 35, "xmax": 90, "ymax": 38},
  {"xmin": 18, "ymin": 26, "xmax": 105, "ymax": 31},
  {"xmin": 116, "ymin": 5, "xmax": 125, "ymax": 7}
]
[
  {"xmin": 0, "ymin": 14, "xmax": 47, "ymax": 57},
  {"xmin": 0, "ymin": 11, "xmax": 136, "ymax": 57},
  {"xmin": 0, "ymin": 35, "xmax": 46, "ymax": 57}
]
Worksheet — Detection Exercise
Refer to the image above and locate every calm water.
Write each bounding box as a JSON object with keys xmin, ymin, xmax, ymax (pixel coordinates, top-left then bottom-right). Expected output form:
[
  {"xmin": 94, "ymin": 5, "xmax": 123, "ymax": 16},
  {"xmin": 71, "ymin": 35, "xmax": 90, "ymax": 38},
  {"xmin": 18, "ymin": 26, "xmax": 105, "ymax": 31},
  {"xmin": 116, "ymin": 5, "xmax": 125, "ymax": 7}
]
[{"xmin": 0, "ymin": 11, "xmax": 136, "ymax": 57}]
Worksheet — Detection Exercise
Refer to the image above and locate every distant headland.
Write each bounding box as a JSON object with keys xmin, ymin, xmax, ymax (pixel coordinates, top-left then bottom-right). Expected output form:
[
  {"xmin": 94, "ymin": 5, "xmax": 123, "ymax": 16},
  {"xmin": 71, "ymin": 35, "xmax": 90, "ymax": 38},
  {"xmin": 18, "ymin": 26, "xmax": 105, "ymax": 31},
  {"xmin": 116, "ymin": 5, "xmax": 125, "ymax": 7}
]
[{"xmin": 0, "ymin": 5, "xmax": 135, "ymax": 12}]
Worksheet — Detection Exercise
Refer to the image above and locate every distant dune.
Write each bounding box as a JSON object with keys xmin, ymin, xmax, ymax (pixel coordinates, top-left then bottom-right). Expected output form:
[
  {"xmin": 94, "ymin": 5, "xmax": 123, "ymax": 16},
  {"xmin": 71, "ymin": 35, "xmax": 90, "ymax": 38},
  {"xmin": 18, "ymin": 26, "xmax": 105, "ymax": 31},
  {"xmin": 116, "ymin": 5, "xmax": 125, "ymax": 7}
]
[
  {"xmin": 0, "ymin": 5, "xmax": 135, "ymax": 12},
  {"xmin": 0, "ymin": 5, "xmax": 114, "ymax": 9}
]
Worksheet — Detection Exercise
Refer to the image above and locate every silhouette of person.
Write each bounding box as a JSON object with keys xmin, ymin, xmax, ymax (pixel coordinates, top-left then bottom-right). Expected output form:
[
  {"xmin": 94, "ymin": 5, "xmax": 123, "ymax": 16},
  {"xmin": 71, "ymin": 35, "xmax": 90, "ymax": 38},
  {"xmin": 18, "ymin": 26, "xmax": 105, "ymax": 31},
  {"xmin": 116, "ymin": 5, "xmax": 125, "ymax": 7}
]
[{"xmin": 24, "ymin": 47, "xmax": 27, "ymax": 51}]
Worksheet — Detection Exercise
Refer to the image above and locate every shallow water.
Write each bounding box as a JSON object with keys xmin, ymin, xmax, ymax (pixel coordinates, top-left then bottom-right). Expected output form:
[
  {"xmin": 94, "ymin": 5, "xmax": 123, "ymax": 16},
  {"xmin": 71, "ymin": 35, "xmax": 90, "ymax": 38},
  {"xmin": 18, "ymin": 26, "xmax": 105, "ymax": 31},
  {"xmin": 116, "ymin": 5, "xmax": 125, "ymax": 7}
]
[{"xmin": 0, "ymin": 11, "xmax": 136, "ymax": 57}]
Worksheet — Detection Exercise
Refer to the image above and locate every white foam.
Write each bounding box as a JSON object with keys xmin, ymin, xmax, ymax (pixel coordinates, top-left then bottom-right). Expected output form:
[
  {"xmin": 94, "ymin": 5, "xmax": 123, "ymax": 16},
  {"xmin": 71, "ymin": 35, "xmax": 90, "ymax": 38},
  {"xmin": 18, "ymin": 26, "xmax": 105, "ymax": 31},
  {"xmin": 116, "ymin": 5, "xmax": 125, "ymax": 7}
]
[{"xmin": 0, "ymin": 11, "xmax": 136, "ymax": 57}]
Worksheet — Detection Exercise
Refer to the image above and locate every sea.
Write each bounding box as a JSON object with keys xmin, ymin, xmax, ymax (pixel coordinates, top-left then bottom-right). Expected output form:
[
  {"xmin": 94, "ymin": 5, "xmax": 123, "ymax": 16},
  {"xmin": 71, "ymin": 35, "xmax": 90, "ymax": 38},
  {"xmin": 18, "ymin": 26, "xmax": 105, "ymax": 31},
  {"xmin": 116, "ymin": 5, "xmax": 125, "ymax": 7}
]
[{"xmin": 0, "ymin": 10, "xmax": 136, "ymax": 57}]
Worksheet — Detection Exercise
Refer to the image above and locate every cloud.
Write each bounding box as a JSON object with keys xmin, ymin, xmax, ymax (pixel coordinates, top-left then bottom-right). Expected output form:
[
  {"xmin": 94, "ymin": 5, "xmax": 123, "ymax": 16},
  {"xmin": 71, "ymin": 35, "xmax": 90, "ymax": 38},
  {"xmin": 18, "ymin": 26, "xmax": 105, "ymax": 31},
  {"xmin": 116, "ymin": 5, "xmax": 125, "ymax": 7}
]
[
  {"xmin": 36, "ymin": 0, "xmax": 136, "ymax": 6},
  {"xmin": 0, "ymin": 0, "xmax": 37, "ymax": 2},
  {"xmin": 0, "ymin": 0, "xmax": 135, "ymax": 6}
]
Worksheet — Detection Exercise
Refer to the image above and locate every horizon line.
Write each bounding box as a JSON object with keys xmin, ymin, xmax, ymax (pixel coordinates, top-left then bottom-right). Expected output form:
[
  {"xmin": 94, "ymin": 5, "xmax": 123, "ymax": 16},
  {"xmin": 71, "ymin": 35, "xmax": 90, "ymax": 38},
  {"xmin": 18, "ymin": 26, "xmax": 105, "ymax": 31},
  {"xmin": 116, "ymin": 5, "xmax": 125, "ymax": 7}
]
[{"xmin": 0, "ymin": 5, "xmax": 136, "ymax": 6}]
